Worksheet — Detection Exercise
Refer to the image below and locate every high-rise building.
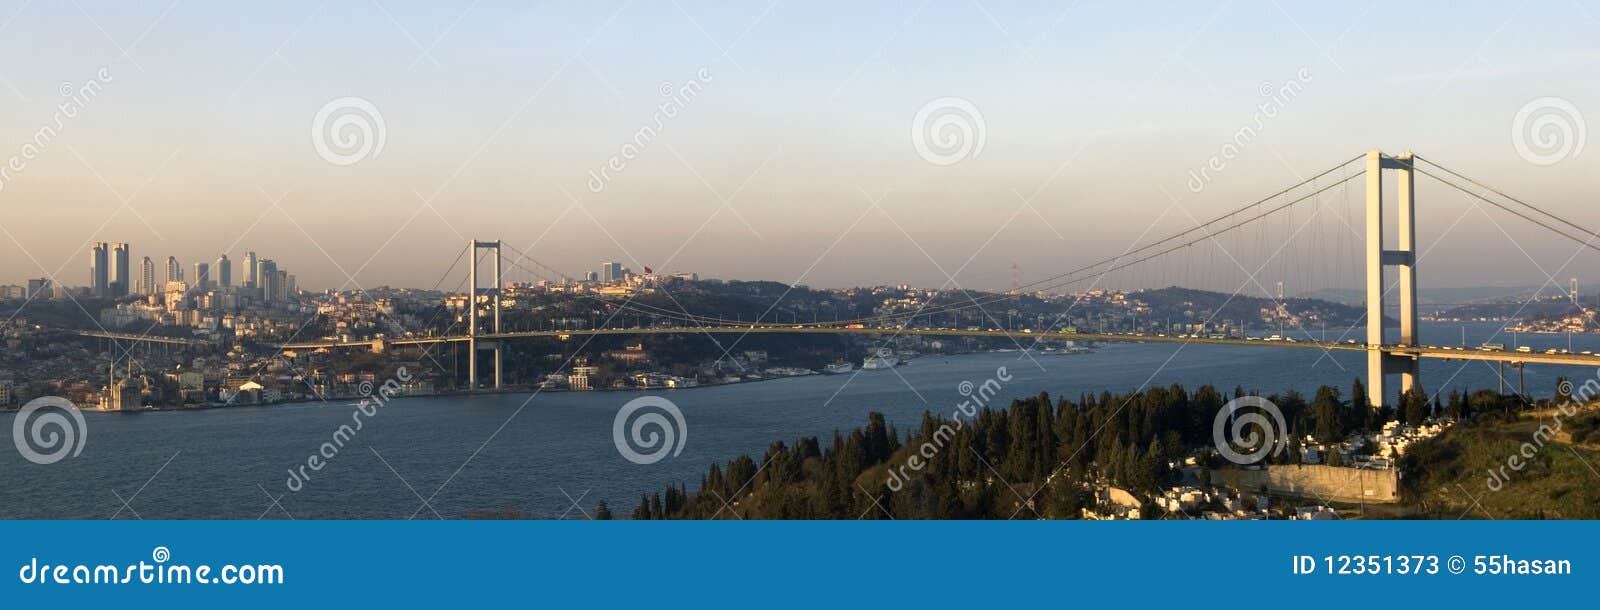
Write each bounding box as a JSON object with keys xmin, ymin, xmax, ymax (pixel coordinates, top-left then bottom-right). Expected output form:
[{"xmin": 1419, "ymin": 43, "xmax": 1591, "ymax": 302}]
[
  {"xmin": 285, "ymin": 273, "xmax": 297, "ymax": 298},
  {"xmin": 602, "ymin": 261, "xmax": 621, "ymax": 283},
  {"xmin": 110, "ymin": 243, "xmax": 130, "ymax": 296},
  {"xmin": 276, "ymin": 269, "xmax": 289, "ymax": 301},
  {"xmin": 216, "ymin": 254, "xmax": 231, "ymax": 288},
  {"xmin": 89, "ymin": 243, "xmax": 109, "ymax": 297},
  {"xmin": 194, "ymin": 262, "xmax": 210, "ymax": 291},
  {"xmin": 257, "ymin": 258, "xmax": 278, "ymax": 303},
  {"xmin": 165, "ymin": 256, "xmax": 182, "ymax": 285},
  {"xmin": 140, "ymin": 257, "xmax": 155, "ymax": 295},
  {"xmin": 244, "ymin": 251, "xmax": 258, "ymax": 291}
]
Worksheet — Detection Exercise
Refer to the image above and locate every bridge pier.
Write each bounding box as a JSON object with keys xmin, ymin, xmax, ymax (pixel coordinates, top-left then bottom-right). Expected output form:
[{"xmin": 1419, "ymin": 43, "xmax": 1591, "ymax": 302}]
[
  {"xmin": 1365, "ymin": 150, "xmax": 1421, "ymax": 408},
  {"xmin": 467, "ymin": 240, "xmax": 503, "ymax": 390}
]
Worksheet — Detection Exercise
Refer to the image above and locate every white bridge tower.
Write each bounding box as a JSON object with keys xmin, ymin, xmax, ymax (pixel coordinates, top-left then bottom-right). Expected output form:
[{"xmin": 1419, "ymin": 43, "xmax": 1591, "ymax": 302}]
[{"xmin": 1365, "ymin": 150, "xmax": 1420, "ymax": 408}]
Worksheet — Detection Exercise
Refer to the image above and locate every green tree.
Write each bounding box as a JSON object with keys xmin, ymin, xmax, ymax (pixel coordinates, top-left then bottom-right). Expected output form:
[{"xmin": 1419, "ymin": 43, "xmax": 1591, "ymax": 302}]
[
  {"xmin": 1311, "ymin": 386, "xmax": 1344, "ymax": 443},
  {"xmin": 1402, "ymin": 386, "xmax": 1429, "ymax": 427}
]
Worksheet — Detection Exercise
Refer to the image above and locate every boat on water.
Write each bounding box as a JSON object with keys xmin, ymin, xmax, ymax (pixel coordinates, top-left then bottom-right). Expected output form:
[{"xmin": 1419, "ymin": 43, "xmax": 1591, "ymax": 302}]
[
  {"xmin": 1040, "ymin": 345, "xmax": 1093, "ymax": 355},
  {"xmin": 861, "ymin": 347, "xmax": 900, "ymax": 370},
  {"xmin": 823, "ymin": 362, "xmax": 855, "ymax": 374}
]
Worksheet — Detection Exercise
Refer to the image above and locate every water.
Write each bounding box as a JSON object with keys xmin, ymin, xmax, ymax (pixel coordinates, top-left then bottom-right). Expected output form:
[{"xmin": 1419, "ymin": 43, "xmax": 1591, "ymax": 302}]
[{"xmin": 3, "ymin": 322, "xmax": 1596, "ymax": 519}]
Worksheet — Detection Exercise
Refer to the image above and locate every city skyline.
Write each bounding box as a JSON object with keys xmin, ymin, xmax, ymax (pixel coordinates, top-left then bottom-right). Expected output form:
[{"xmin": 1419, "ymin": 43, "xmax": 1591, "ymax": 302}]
[
  {"xmin": 0, "ymin": 3, "xmax": 1594, "ymax": 293},
  {"xmin": 6, "ymin": 1, "xmax": 1600, "ymax": 580}
]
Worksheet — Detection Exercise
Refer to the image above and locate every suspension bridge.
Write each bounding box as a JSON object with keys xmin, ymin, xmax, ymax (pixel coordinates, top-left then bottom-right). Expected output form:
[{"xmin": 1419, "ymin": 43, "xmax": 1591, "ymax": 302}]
[{"xmin": 265, "ymin": 149, "xmax": 1600, "ymax": 407}]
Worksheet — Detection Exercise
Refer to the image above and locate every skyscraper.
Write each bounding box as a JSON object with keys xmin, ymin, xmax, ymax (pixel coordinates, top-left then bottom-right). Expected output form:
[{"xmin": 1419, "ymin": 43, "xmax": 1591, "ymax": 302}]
[
  {"xmin": 140, "ymin": 257, "xmax": 155, "ymax": 295},
  {"xmin": 244, "ymin": 251, "xmax": 258, "ymax": 291},
  {"xmin": 194, "ymin": 262, "xmax": 210, "ymax": 291},
  {"xmin": 110, "ymin": 243, "xmax": 130, "ymax": 296},
  {"xmin": 602, "ymin": 261, "xmax": 620, "ymax": 283},
  {"xmin": 257, "ymin": 258, "xmax": 277, "ymax": 303},
  {"xmin": 89, "ymin": 243, "xmax": 109, "ymax": 297},
  {"xmin": 165, "ymin": 256, "xmax": 182, "ymax": 285},
  {"xmin": 216, "ymin": 254, "xmax": 231, "ymax": 288}
]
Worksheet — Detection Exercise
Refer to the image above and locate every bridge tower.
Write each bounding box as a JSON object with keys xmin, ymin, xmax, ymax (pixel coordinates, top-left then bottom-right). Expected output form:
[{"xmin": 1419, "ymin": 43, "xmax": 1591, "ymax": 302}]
[
  {"xmin": 467, "ymin": 240, "xmax": 503, "ymax": 390},
  {"xmin": 1365, "ymin": 150, "xmax": 1420, "ymax": 408}
]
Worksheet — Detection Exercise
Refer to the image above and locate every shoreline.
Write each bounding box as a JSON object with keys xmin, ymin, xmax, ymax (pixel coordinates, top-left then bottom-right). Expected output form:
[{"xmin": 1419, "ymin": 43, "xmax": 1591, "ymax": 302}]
[
  {"xmin": 81, "ymin": 361, "xmax": 919, "ymax": 414},
  {"xmin": 79, "ymin": 347, "xmax": 1101, "ymax": 414}
]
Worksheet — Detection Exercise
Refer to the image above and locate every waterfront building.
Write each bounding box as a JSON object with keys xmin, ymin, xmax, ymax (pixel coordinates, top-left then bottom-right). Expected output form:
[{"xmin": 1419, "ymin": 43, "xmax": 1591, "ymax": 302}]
[{"xmin": 100, "ymin": 363, "xmax": 141, "ymax": 412}]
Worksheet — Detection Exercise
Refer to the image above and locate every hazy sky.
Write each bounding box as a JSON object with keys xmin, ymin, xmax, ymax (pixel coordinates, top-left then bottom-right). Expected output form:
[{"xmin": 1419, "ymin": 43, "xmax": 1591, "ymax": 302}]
[{"xmin": 0, "ymin": 1, "xmax": 1597, "ymax": 296}]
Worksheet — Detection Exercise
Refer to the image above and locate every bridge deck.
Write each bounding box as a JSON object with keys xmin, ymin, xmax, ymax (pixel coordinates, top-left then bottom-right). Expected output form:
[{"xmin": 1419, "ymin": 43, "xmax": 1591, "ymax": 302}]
[
  {"xmin": 73, "ymin": 330, "xmax": 207, "ymax": 346},
  {"xmin": 275, "ymin": 327, "xmax": 1600, "ymax": 367}
]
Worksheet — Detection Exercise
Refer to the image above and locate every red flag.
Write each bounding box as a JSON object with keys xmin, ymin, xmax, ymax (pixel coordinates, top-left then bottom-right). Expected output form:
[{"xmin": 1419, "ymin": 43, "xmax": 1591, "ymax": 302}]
[{"xmin": 644, "ymin": 266, "xmax": 653, "ymax": 274}]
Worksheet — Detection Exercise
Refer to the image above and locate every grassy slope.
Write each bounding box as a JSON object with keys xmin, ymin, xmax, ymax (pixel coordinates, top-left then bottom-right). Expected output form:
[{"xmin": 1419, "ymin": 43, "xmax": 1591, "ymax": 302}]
[{"xmin": 1402, "ymin": 410, "xmax": 1600, "ymax": 519}]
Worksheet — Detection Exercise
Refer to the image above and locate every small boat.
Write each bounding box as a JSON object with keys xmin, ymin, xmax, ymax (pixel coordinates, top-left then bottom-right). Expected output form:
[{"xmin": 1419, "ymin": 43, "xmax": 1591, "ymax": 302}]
[
  {"xmin": 861, "ymin": 355, "xmax": 896, "ymax": 370},
  {"xmin": 861, "ymin": 347, "xmax": 899, "ymax": 370}
]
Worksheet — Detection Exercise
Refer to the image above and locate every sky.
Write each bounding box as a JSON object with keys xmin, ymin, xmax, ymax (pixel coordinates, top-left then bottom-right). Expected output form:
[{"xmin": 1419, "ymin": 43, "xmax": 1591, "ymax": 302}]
[{"xmin": 0, "ymin": 1, "xmax": 1597, "ymax": 296}]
